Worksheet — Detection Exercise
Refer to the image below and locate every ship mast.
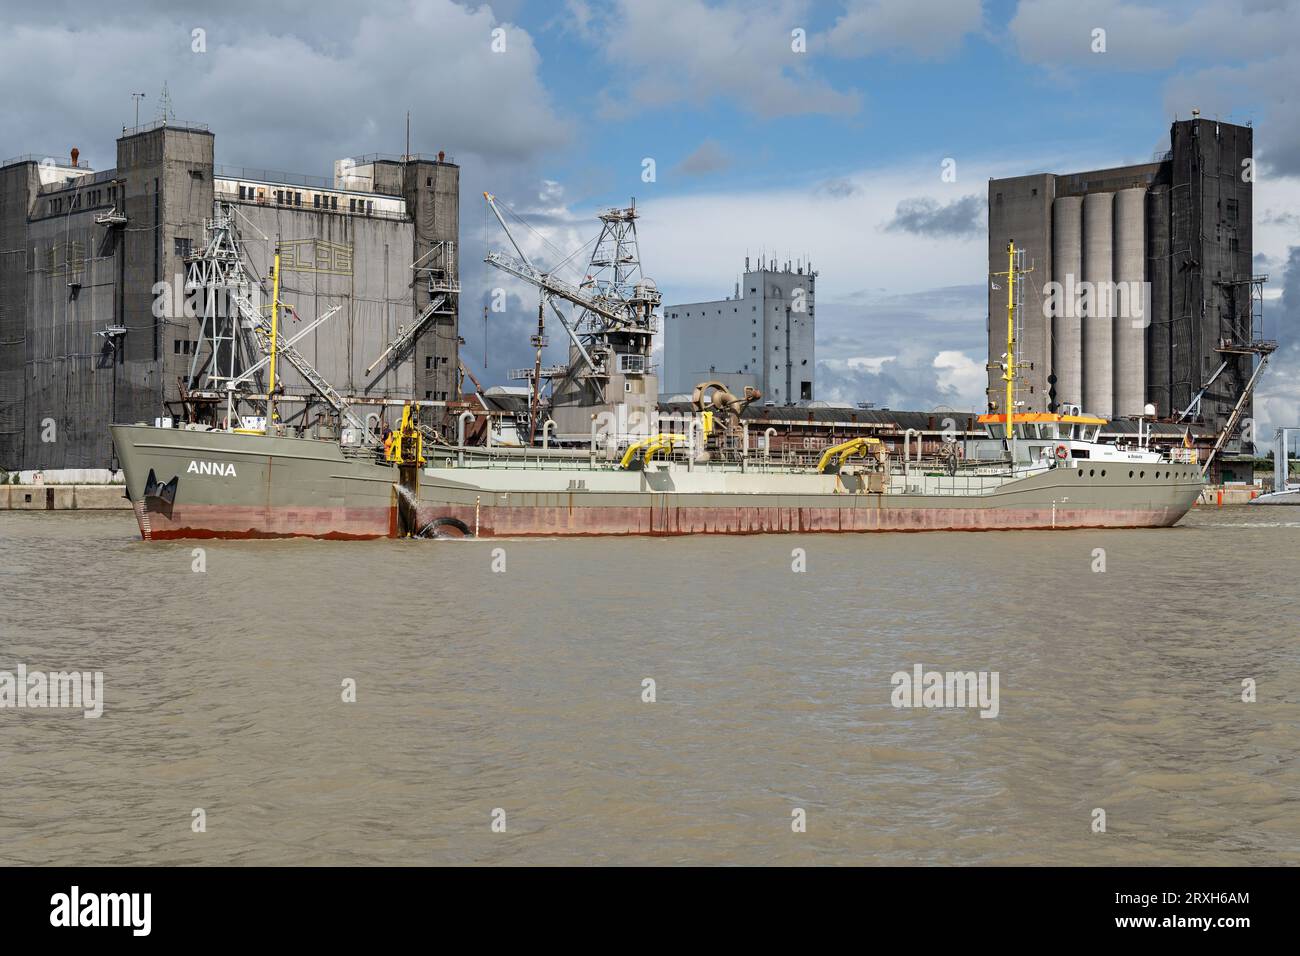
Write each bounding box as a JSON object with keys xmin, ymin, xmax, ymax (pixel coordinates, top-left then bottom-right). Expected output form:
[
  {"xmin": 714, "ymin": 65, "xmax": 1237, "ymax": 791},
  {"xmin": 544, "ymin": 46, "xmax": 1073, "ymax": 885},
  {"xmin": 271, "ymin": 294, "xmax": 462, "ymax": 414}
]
[
  {"xmin": 994, "ymin": 240, "xmax": 1031, "ymax": 466},
  {"xmin": 267, "ymin": 245, "xmax": 282, "ymax": 429}
]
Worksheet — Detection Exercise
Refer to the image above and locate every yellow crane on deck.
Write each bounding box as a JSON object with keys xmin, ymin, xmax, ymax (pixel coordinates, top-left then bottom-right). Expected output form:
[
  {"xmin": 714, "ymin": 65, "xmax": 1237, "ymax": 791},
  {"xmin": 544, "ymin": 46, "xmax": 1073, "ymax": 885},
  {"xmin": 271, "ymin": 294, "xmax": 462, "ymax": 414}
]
[{"xmin": 816, "ymin": 436, "xmax": 884, "ymax": 474}]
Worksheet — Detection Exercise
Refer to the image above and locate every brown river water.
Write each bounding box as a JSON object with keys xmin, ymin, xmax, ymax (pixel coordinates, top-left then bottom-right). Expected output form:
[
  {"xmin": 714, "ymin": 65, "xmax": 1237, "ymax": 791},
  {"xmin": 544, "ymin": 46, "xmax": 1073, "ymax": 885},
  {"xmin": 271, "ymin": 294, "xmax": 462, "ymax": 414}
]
[{"xmin": 1, "ymin": 505, "xmax": 1297, "ymax": 865}]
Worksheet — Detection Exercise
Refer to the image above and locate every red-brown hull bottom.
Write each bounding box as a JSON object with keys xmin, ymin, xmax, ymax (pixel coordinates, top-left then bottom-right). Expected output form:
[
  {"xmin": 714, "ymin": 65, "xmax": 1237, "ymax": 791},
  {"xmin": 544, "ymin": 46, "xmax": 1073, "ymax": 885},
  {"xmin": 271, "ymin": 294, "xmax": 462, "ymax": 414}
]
[
  {"xmin": 133, "ymin": 501, "xmax": 1183, "ymax": 540},
  {"xmin": 136, "ymin": 503, "xmax": 394, "ymax": 541}
]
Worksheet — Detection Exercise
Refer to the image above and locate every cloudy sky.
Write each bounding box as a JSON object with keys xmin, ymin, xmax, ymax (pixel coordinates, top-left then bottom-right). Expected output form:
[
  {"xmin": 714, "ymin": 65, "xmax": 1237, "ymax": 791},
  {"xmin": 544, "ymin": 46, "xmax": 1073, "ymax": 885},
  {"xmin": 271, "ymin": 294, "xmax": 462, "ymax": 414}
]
[{"xmin": 4, "ymin": 0, "xmax": 1298, "ymax": 432}]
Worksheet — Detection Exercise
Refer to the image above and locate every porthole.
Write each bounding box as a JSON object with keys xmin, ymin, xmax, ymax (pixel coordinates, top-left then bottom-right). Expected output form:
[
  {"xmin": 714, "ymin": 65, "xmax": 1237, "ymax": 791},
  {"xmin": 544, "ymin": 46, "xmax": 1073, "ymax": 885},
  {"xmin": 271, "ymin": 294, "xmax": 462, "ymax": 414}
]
[
  {"xmin": 1139, "ymin": 471, "xmax": 1145, "ymax": 478},
  {"xmin": 1128, "ymin": 470, "xmax": 1134, "ymax": 478},
  {"xmin": 1089, "ymin": 469, "xmax": 1095, "ymax": 477},
  {"xmin": 1077, "ymin": 470, "xmax": 1083, "ymax": 478},
  {"xmin": 1101, "ymin": 470, "xmax": 1107, "ymax": 477}
]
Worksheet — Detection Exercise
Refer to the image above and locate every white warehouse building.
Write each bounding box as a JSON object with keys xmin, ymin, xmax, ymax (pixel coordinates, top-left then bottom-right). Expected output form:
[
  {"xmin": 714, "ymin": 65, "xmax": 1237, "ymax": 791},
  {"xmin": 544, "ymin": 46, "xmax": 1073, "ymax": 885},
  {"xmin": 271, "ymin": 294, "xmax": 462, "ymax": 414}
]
[{"xmin": 661, "ymin": 258, "xmax": 816, "ymax": 403}]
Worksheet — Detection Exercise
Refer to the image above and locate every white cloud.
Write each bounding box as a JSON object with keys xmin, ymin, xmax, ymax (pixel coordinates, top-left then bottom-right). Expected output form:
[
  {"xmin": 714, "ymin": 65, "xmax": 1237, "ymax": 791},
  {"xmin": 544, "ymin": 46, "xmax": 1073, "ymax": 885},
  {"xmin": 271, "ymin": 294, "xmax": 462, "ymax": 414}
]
[
  {"xmin": 825, "ymin": 0, "xmax": 984, "ymax": 59},
  {"xmin": 1254, "ymin": 245, "xmax": 1300, "ymax": 441},
  {"xmin": 846, "ymin": 355, "xmax": 898, "ymax": 373},
  {"xmin": 585, "ymin": 0, "xmax": 863, "ymax": 118},
  {"xmin": 1009, "ymin": 0, "xmax": 1300, "ymax": 177},
  {"xmin": 635, "ymin": 151, "xmax": 1064, "ymax": 302},
  {"xmin": 0, "ymin": 0, "xmax": 571, "ymax": 171},
  {"xmin": 577, "ymin": 0, "xmax": 987, "ymax": 120},
  {"xmin": 818, "ymin": 349, "xmax": 986, "ymax": 411},
  {"xmin": 932, "ymin": 350, "xmax": 986, "ymax": 405},
  {"xmin": 1009, "ymin": 0, "xmax": 1295, "ymax": 69}
]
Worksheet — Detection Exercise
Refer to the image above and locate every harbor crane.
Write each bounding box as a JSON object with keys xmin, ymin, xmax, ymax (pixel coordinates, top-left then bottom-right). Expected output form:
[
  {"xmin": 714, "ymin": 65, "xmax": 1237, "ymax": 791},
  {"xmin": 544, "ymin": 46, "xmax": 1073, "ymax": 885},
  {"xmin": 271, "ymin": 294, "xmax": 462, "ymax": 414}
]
[{"xmin": 481, "ymin": 191, "xmax": 661, "ymax": 442}]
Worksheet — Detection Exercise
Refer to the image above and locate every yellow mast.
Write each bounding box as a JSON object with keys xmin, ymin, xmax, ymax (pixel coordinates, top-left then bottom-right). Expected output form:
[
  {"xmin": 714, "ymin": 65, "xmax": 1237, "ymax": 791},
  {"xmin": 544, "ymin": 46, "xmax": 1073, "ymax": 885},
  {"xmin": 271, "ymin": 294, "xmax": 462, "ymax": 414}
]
[
  {"xmin": 992, "ymin": 240, "xmax": 1030, "ymax": 465},
  {"xmin": 267, "ymin": 246, "xmax": 282, "ymax": 429},
  {"xmin": 1004, "ymin": 240, "xmax": 1016, "ymax": 437}
]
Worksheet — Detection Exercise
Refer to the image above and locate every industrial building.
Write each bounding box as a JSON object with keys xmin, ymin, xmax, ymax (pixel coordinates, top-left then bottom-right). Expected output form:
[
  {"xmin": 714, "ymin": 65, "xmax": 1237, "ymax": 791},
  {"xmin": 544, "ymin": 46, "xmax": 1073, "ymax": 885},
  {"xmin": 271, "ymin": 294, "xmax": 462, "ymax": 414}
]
[
  {"xmin": 0, "ymin": 120, "xmax": 459, "ymax": 472},
  {"xmin": 986, "ymin": 116, "xmax": 1265, "ymax": 437},
  {"xmin": 662, "ymin": 257, "xmax": 816, "ymax": 403}
]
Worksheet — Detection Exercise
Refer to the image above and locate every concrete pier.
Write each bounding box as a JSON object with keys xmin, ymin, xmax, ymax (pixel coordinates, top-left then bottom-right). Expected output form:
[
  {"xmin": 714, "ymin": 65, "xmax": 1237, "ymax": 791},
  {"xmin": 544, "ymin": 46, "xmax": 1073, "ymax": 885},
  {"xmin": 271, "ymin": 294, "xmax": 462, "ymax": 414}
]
[{"xmin": 1, "ymin": 484, "xmax": 130, "ymax": 510}]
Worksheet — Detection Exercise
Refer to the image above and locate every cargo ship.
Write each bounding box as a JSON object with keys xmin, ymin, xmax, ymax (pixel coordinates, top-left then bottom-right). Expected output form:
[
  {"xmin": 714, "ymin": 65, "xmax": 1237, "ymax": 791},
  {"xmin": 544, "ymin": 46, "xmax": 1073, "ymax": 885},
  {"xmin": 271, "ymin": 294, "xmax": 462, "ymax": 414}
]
[
  {"xmin": 110, "ymin": 405, "xmax": 1204, "ymax": 540},
  {"xmin": 108, "ymin": 228, "xmax": 1204, "ymax": 540}
]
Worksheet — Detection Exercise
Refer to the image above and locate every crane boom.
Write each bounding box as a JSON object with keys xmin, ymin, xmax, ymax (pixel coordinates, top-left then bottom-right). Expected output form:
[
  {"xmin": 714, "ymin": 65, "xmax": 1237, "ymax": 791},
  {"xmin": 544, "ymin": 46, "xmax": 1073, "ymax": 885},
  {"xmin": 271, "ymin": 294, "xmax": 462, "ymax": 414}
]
[
  {"xmin": 483, "ymin": 192, "xmax": 534, "ymax": 268},
  {"xmin": 481, "ymin": 192, "xmax": 631, "ymax": 328},
  {"xmin": 483, "ymin": 250, "xmax": 625, "ymax": 327}
]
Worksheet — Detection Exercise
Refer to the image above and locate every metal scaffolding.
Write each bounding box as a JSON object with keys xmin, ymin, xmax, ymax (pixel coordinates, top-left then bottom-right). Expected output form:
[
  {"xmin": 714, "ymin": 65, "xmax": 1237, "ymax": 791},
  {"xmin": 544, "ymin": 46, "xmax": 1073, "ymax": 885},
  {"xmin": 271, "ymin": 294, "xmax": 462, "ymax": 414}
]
[{"xmin": 182, "ymin": 201, "xmax": 363, "ymax": 430}]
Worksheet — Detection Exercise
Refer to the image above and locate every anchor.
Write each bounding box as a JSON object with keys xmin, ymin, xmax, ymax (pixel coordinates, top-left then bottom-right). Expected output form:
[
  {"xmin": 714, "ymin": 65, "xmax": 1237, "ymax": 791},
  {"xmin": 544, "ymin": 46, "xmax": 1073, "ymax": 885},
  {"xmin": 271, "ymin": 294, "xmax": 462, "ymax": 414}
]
[{"xmin": 141, "ymin": 468, "xmax": 179, "ymax": 519}]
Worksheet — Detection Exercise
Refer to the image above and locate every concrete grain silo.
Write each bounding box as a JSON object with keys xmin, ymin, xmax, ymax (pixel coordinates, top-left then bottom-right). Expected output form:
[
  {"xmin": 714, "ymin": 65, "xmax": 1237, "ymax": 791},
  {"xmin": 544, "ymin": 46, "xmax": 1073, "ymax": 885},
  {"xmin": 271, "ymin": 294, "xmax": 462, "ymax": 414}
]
[
  {"xmin": 1112, "ymin": 187, "xmax": 1146, "ymax": 416},
  {"xmin": 1145, "ymin": 185, "xmax": 1171, "ymax": 416},
  {"xmin": 1081, "ymin": 191, "xmax": 1113, "ymax": 417},
  {"xmin": 1050, "ymin": 195, "xmax": 1083, "ymax": 409},
  {"xmin": 987, "ymin": 117, "xmax": 1254, "ymax": 445}
]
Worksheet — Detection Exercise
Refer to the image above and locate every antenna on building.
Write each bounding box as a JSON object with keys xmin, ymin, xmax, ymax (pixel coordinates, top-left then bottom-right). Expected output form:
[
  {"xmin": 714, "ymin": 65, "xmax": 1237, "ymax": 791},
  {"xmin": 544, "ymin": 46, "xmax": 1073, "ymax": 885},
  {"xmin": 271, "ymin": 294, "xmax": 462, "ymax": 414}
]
[
  {"xmin": 130, "ymin": 92, "xmax": 146, "ymax": 130},
  {"xmin": 155, "ymin": 83, "xmax": 175, "ymax": 125}
]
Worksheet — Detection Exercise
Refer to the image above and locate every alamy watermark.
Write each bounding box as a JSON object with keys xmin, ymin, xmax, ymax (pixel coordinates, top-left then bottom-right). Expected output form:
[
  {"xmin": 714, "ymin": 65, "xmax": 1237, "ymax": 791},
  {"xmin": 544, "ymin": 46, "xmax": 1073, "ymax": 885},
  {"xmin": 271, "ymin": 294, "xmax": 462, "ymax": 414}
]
[
  {"xmin": 0, "ymin": 664, "xmax": 104, "ymax": 718},
  {"xmin": 152, "ymin": 273, "xmax": 265, "ymax": 320},
  {"xmin": 50, "ymin": 886, "xmax": 150, "ymax": 936},
  {"xmin": 891, "ymin": 664, "xmax": 999, "ymax": 718},
  {"xmin": 1044, "ymin": 276, "xmax": 1149, "ymax": 329}
]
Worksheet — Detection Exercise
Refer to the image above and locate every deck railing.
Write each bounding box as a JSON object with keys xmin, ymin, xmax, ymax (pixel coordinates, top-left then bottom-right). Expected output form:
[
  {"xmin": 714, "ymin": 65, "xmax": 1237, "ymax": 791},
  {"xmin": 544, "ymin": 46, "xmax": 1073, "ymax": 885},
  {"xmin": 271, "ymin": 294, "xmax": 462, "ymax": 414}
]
[{"xmin": 436, "ymin": 448, "xmax": 1023, "ymax": 492}]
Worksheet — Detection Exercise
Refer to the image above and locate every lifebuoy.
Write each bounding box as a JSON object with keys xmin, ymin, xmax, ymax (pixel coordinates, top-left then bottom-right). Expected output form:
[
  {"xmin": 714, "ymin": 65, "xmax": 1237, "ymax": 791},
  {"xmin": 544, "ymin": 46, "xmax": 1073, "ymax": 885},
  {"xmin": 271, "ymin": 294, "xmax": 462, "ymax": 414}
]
[{"xmin": 1055, "ymin": 444, "xmax": 1069, "ymax": 460}]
